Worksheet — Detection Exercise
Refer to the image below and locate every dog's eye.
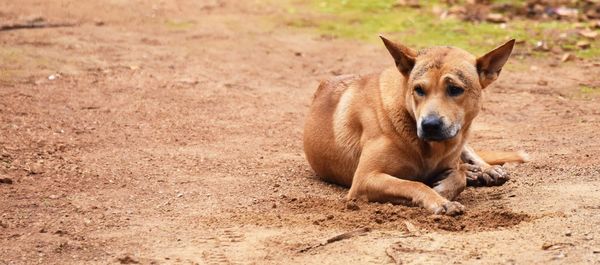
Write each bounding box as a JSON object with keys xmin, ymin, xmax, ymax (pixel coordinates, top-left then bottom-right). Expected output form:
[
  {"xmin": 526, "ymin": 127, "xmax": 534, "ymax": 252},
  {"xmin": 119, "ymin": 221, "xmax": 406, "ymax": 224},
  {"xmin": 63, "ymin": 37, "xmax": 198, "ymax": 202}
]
[
  {"xmin": 414, "ymin": 85, "xmax": 426, "ymax": 96},
  {"xmin": 447, "ymin": 85, "xmax": 464, "ymax": 97}
]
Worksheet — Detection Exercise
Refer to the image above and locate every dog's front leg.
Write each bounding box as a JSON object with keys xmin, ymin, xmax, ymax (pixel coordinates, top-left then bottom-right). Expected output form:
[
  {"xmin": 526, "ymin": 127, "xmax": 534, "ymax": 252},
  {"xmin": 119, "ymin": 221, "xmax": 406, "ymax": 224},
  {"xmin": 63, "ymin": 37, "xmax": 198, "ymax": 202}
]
[
  {"xmin": 346, "ymin": 141, "xmax": 465, "ymax": 216},
  {"xmin": 461, "ymin": 144, "xmax": 508, "ymax": 186},
  {"xmin": 348, "ymin": 172, "xmax": 465, "ymax": 216},
  {"xmin": 431, "ymin": 166, "xmax": 467, "ymax": 201}
]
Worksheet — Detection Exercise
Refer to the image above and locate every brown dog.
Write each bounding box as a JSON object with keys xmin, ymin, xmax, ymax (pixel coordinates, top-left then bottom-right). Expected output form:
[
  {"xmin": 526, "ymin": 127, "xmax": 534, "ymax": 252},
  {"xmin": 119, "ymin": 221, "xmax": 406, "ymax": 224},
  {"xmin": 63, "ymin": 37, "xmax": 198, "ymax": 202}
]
[{"xmin": 303, "ymin": 36, "xmax": 528, "ymax": 215}]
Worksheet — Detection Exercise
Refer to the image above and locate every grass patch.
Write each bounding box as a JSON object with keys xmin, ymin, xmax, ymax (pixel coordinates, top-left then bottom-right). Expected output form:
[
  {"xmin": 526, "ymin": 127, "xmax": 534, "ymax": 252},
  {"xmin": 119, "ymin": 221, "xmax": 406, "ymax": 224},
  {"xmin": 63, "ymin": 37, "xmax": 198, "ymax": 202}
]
[
  {"xmin": 164, "ymin": 19, "xmax": 195, "ymax": 30},
  {"xmin": 579, "ymin": 85, "xmax": 600, "ymax": 97},
  {"xmin": 284, "ymin": 0, "xmax": 600, "ymax": 58}
]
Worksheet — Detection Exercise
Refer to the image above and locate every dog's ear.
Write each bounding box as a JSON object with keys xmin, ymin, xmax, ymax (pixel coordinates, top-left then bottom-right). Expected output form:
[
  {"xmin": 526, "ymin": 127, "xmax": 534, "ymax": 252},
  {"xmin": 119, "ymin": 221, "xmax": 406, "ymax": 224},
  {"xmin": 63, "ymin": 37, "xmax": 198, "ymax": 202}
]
[
  {"xmin": 380, "ymin": 35, "xmax": 416, "ymax": 77},
  {"xmin": 476, "ymin": 39, "xmax": 515, "ymax": 89}
]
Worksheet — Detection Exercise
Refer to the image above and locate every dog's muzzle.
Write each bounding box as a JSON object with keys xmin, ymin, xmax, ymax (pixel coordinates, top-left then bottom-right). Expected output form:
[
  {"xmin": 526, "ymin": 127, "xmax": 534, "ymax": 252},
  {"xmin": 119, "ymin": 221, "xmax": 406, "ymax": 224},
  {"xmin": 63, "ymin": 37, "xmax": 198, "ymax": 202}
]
[{"xmin": 417, "ymin": 115, "xmax": 460, "ymax": 141}]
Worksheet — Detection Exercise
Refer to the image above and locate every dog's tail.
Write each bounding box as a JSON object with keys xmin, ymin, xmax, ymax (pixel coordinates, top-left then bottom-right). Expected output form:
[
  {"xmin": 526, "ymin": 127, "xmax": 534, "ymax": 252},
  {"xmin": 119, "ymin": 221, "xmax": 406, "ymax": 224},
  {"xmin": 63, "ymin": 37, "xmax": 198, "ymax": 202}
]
[{"xmin": 478, "ymin": 151, "xmax": 530, "ymax": 165}]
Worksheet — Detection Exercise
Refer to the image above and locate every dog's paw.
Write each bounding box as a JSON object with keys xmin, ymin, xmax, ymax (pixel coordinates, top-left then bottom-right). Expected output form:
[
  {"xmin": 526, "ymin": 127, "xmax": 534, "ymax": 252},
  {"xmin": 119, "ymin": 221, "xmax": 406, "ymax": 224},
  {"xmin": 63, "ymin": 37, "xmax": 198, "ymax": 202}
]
[
  {"xmin": 464, "ymin": 164, "xmax": 509, "ymax": 187},
  {"xmin": 431, "ymin": 201, "xmax": 465, "ymax": 216},
  {"xmin": 481, "ymin": 165, "xmax": 509, "ymax": 186}
]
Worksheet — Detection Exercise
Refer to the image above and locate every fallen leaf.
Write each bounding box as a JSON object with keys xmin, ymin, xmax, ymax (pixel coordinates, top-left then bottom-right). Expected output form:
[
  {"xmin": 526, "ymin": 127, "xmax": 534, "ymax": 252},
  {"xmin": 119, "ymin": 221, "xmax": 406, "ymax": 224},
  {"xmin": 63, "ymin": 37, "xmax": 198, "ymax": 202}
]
[
  {"xmin": 577, "ymin": 40, "xmax": 591, "ymax": 50},
  {"xmin": 393, "ymin": 0, "xmax": 421, "ymax": 8},
  {"xmin": 533, "ymin": 41, "xmax": 550, "ymax": 52},
  {"xmin": 561, "ymin": 53, "xmax": 574, "ymax": 62},
  {"xmin": 579, "ymin": 29, "xmax": 598, "ymax": 39},
  {"xmin": 486, "ymin": 13, "xmax": 507, "ymax": 23},
  {"xmin": 555, "ymin": 7, "xmax": 578, "ymax": 19}
]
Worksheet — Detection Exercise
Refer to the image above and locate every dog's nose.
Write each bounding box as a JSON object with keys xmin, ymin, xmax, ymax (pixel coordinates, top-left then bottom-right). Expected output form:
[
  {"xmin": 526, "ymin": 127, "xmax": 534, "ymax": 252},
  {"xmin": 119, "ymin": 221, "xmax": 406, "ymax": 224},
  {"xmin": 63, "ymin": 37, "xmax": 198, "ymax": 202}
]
[{"xmin": 421, "ymin": 115, "xmax": 443, "ymax": 134}]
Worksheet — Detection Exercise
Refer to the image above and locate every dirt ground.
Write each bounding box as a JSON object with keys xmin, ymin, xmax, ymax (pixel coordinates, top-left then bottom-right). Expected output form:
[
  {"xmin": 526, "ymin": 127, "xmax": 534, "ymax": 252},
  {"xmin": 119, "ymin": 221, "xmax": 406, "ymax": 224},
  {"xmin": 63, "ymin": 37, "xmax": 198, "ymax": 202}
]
[{"xmin": 1, "ymin": 1, "xmax": 600, "ymax": 264}]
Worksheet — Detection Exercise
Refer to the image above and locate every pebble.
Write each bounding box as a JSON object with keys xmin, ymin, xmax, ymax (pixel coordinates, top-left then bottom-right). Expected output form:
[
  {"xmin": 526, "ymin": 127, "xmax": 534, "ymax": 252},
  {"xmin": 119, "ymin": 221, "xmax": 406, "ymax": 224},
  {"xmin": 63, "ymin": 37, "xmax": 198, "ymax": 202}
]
[
  {"xmin": 345, "ymin": 200, "xmax": 360, "ymax": 211},
  {"xmin": 553, "ymin": 252, "xmax": 566, "ymax": 259},
  {"xmin": 48, "ymin": 74, "xmax": 60, "ymax": 81},
  {"xmin": 0, "ymin": 178, "xmax": 13, "ymax": 184}
]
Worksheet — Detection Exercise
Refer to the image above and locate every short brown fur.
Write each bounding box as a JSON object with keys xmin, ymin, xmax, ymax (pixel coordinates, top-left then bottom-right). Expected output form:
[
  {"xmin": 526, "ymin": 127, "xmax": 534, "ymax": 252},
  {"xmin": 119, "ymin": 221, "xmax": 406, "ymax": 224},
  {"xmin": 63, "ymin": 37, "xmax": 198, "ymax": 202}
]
[{"xmin": 303, "ymin": 37, "xmax": 527, "ymax": 215}]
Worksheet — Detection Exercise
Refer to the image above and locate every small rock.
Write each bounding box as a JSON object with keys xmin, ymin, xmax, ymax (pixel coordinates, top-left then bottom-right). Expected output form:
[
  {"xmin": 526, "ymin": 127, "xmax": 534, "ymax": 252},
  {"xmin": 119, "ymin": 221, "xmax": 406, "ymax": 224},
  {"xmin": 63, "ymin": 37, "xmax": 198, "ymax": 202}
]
[
  {"xmin": 537, "ymin": 80, "xmax": 548, "ymax": 86},
  {"xmin": 273, "ymin": 183, "xmax": 280, "ymax": 188},
  {"xmin": 553, "ymin": 252, "xmax": 566, "ymax": 260},
  {"xmin": 49, "ymin": 194, "xmax": 60, "ymax": 199},
  {"xmin": 117, "ymin": 256, "xmax": 139, "ymax": 264},
  {"xmin": 561, "ymin": 53, "xmax": 575, "ymax": 62},
  {"xmin": 345, "ymin": 200, "xmax": 360, "ymax": 211},
  {"xmin": 579, "ymin": 29, "xmax": 598, "ymax": 39},
  {"xmin": 48, "ymin": 74, "xmax": 60, "ymax": 81},
  {"xmin": 533, "ymin": 41, "xmax": 550, "ymax": 52},
  {"xmin": 271, "ymin": 203, "xmax": 277, "ymax": 209},
  {"xmin": 0, "ymin": 178, "xmax": 13, "ymax": 184},
  {"xmin": 542, "ymin": 243, "xmax": 554, "ymax": 250},
  {"xmin": 565, "ymin": 231, "xmax": 572, "ymax": 237},
  {"xmin": 593, "ymin": 249, "xmax": 600, "ymax": 254},
  {"xmin": 176, "ymin": 193, "xmax": 183, "ymax": 198},
  {"xmin": 404, "ymin": 221, "xmax": 420, "ymax": 234},
  {"xmin": 486, "ymin": 13, "xmax": 507, "ymax": 23},
  {"xmin": 555, "ymin": 7, "xmax": 578, "ymax": 19},
  {"xmin": 176, "ymin": 78, "xmax": 198, "ymax": 85},
  {"xmin": 577, "ymin": 41, "xmax": 591, "ymax": 50},
  {"xmin": 27, "ymin": 163, "xmax": 44, "ymax": 175},
  {"xmin": 326, "ymin": 214, "xmax": 334, "ymax": 220},
  {"xmin": 374, "ymin": 217, "xmax": 384, "ymax": 224}
]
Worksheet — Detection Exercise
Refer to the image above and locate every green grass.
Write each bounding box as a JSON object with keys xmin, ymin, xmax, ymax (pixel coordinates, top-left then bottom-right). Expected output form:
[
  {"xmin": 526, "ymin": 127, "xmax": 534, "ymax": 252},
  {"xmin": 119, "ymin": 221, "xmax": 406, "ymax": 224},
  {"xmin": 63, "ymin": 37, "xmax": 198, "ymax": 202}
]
[
  {"xmin": 579, "ymin": 85, "xmax": 600, "ymax": 98},
  {"xmin": 285, "ymin": 0, "xmax": 600, "ymax": 58},
  {"xmin": 164, "ymin": 19, "xmax": 195, "ymax": 30}
]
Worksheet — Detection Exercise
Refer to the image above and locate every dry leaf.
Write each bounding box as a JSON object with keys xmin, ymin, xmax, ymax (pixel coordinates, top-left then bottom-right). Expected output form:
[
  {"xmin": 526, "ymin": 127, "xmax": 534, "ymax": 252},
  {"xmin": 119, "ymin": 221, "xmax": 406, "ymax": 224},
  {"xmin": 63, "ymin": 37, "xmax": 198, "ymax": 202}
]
[
  {"xmin": 486, "ymin": 13, "xmax": 507, "ymax": 23},
  {"xmin": 577, "ymin": 40, "xmax": 591, "ymax": 50},
  {"xmin": 578, "ymin": 29, "xmax": 598, "ymax": 39},
  {"xmin": 561, "ymin": 53, "xmax": 574, "ymax": 62}
]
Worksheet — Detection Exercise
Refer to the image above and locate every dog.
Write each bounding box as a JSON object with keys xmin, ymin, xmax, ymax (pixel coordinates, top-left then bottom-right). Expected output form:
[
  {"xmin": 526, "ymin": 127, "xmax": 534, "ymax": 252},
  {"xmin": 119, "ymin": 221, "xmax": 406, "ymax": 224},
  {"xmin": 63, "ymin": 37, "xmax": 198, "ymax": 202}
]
[{"xmin": 303, "ymin": 36, "xmax": 528, "ymax": 215}]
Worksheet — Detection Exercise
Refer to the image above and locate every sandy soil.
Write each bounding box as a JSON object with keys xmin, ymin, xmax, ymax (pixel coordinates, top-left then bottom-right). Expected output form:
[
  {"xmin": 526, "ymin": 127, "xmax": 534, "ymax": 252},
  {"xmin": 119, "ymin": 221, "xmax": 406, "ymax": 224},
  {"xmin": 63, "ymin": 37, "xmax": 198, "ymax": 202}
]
[{"xmin": 1, "ymin": 1, "xmax": 600, "ymax": 264}]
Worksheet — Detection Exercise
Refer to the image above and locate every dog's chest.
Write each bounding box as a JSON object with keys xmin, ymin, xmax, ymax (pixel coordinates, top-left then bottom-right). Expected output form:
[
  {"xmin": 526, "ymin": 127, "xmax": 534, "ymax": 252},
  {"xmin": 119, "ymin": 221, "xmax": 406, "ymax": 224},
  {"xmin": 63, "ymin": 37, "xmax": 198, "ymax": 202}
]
[{"xmin": 419, "ymin": 141, "xmax": 462, "ymax": 177}]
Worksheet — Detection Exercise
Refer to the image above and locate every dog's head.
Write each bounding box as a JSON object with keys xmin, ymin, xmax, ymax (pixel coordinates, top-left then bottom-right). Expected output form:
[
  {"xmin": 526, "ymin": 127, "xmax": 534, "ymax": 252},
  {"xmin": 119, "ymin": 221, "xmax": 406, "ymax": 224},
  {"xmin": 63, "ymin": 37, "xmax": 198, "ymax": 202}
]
[{"xmin": 380, "ymin": 36, "xmax": 514, "ymax": 142}]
